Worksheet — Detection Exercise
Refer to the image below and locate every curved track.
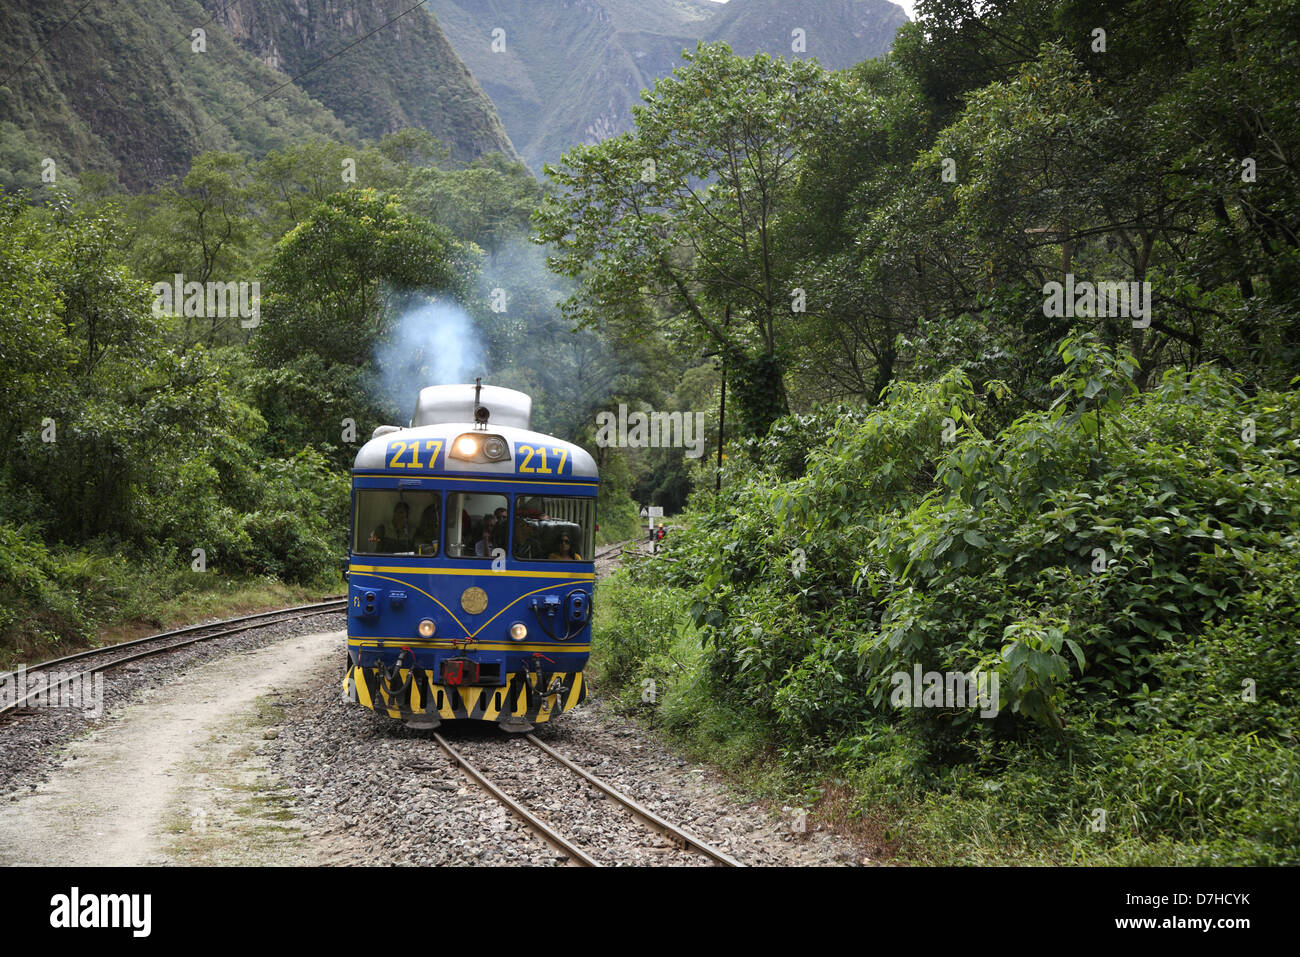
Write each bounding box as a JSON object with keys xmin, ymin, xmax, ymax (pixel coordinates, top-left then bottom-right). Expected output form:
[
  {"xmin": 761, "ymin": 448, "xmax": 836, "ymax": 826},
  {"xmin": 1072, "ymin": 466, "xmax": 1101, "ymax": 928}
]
[
  {"xmin": 592, "ymin": 541, "xmax": 633, "ymax": 562},
  {"xmin": 0, "ymin": 599, "xmax": 346, "ymax": 720}
]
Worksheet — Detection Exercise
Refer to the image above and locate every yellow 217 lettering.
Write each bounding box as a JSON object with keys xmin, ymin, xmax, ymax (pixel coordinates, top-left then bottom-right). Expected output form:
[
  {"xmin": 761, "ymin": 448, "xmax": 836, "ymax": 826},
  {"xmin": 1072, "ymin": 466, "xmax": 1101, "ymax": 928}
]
[
  {"xmin": 518, "ymin": 445, "xmax": 567, "ymax": 475},
  {"xmin": 387, "ymin": 439, "xmax": 442, "ymax": 469}
]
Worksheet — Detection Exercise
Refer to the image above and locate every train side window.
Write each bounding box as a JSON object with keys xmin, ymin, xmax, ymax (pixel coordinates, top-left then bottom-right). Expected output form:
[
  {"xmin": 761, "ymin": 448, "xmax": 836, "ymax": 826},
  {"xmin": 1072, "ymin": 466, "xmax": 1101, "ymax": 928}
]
[
  {"xmin": 444, "ymin": 491, "xmax": 509, "ymax": 559},
  {"xmin": 513, "ymin": 494, "xmax": 594, "ymax": 561},
  {"xmin": 353, "ymin": 490, "xmax": 440, "ymax": 555}
]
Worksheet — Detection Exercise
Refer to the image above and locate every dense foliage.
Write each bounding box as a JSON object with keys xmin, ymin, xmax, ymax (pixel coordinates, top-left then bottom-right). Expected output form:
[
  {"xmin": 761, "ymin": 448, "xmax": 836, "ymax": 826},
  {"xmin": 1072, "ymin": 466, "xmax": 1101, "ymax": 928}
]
[
  {"xmin": 580, "ymin": 0, "xmax": 1300, "ymax": 864},
  {"xmin": 0, "ymin": 191, "xmax": 350, "ymax": 656},
  {"xmin": 596, "ymin": 340, "xmax": 1299, "ymax": 862}
]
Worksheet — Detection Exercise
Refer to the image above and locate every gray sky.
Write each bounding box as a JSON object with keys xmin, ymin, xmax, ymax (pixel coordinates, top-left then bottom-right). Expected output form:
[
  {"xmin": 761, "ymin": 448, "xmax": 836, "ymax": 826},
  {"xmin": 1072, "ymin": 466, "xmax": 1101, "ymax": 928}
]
[{"xmin": 705, "ymin": 0, "xmax": 916, "ymax": 19}]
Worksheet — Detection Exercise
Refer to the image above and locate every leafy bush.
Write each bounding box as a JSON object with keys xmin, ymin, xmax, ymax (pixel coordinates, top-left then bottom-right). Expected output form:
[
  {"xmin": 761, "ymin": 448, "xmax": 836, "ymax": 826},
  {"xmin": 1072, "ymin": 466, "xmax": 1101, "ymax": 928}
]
[
  {"xmin": 604, "ymin": 337, "xmax": 1300, "ymax": 862},
  {"xmin": 0, "ymin": 523, "xmax": 104, "ymax": 651},
  {"xmin": 594, "ymin": 452, "xmax": 644, "ymax": 546},
  {"xmin": 591, "ymin": 565, "xmax": 780, "ymax": 774},
  {"xmin": 591, "ymin": 569, "xmax": 692, "ymax": 690}
]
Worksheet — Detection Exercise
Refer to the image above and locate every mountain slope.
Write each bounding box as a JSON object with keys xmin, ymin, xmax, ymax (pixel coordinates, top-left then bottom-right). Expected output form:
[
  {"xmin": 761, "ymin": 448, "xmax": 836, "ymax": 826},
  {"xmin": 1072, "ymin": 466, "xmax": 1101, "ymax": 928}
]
[
  {"xmin": 427, "ymin": 0, "xmax": 909, "ymax": 172},
  {"xmin": 426, "ymin": 0, "xmax": 702, "ymax": 171},
  {"xmin": 204, "ymin": 0, "xmax": 519, "ymax": 164},
  {"xmin": 703, "ymin": 0, "xmax": 909, "ymax": 65},
  {"xmin": 0, "ymin": 0, "xmax": 517, "ymax": 192}
]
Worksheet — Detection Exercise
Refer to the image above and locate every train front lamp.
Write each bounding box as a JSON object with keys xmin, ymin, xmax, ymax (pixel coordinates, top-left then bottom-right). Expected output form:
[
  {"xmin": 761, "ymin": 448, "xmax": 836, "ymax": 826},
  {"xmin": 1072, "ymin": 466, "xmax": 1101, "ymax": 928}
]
[
  {"xmin": 418, "ymin": 618, "xmax": 436, "ymax": 638},
  {"xmin": 509, "ymin": 622, "xmax": 527, "ymax": 641},
  {"xmin": 451, "ymin": 431, "xmax": 510, "ymax": 463}
]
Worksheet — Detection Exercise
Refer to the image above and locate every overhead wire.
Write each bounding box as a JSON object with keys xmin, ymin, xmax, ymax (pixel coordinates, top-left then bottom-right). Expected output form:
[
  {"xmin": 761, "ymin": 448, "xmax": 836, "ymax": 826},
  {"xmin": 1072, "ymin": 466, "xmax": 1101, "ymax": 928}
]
[
  {"xmin": 191, "ymin": 0, "xmax": 432, "ymax": 144},
  {"xmin": 2, "ymin": 0, "xmax": 435, "ymax": 147},
  {"xmin": 0, "ymin": 0, "xmax": 98, "ymax": 88}
]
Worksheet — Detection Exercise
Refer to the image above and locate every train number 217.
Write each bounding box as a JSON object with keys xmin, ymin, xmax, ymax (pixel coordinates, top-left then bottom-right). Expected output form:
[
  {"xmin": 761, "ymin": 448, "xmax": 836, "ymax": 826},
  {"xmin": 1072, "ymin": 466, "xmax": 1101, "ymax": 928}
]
[
  {"xmin": 386, "ymin": 439, "xmax": 443, "ymax": 469},
  {"xmin": 516, "ymin": 445, "xmax": 570, "ymax": 476}
]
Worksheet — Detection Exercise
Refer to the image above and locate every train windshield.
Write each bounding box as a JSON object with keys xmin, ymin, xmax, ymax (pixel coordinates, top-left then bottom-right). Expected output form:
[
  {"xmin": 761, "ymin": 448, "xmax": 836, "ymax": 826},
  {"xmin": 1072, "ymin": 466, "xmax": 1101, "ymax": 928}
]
[
  {"xmin": 444, "ymin": 492, "xmax": 509, "ymax": 559},
  {"xmin": 353, "ymin": 490, "xmax": 441, "ymax": 556},
  {"xmin": 513, "ymin": 495, "xmax": 594, "ymax": 562}
]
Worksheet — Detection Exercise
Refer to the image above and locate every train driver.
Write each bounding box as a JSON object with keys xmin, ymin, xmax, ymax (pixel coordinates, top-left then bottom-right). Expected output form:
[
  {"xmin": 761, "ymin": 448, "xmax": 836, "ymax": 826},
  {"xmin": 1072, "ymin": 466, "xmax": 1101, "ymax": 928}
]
[
  {"xmin": 369, "ymin": 501, "xmax": 413, "ymax": 552},
  {"xmin": 414, "ymin": 504, "xmax": 440, "ymax": 555},
  {"xmin": 513, "ymin": 513, "xmax": 543, "ymax": 559}
]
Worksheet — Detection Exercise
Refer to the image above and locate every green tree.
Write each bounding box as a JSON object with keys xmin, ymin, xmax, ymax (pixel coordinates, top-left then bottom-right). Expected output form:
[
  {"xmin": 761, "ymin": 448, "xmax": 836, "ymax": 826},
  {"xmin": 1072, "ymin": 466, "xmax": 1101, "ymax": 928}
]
[
  {"xmin": 536, "ymin": 43, "xmax": 837, "ymax": 440},
  {"xmin": 250, "ymin": 188, "xmax": 474, "ymax": 466},
  {"xmin": 406, "ymin": 152, "xmax": 544, "ymax": 256},
  {"xmin": 254, "ymin": 188, "xmax": 471, "ymax": 368}
]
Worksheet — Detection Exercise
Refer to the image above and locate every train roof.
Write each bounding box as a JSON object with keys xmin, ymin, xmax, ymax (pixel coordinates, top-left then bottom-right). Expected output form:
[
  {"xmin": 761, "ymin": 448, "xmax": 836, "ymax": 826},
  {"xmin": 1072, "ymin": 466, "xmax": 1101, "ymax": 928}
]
[{"xmin": 413, "ymin": 383, "xmax": 532, "ymax": 430}]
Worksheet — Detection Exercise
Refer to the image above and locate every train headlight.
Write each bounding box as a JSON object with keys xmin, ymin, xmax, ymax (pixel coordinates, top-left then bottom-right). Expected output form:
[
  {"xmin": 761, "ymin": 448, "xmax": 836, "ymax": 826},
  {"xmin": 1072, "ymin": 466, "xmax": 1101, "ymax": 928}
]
[
  {"xmin": 509, "ymin": 622, "xmax": 527, "ymax": 641},
  {"xmin": 418, "ymin": 618, "xmax": 436, "ymax": 638},
  {"xmin": 451, "ymin": 432, "xmax": 509, "ymax": 463}
]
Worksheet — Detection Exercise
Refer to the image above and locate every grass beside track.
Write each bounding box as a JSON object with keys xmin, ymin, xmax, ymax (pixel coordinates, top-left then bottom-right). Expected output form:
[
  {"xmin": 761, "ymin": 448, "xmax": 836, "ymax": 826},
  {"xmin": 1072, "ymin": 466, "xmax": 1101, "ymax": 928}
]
[{"xmin": 1, "ymin": 564, "xmax": 339, "ymax": 671}]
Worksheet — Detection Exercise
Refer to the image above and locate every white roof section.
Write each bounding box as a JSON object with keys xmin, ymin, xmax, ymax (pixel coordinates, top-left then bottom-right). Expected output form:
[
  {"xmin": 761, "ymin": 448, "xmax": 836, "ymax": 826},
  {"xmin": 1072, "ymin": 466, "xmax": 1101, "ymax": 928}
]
[{"xmin": 412, "ymin": 383, "xmax": 531, "ymax": 430}]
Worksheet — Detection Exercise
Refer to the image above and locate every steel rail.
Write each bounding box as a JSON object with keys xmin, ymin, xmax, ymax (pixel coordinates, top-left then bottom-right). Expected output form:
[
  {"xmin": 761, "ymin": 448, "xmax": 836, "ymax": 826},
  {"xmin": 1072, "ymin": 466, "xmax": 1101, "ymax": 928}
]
[
  {"xmin": 0, "ymin": 600, "xmax": 347, "ymax": 720},
  {"xmin": 592, "ymin": 541, "xmax": 630, "ymax": 562},
  {"xmin": 2, "ymin": 598, "xmax": 347, "ymax": 682},
  {"xmin": 431, "ymin": 732, "xmax": 600, "ymax": 867},
  {"xmin": 524, "ymin": 733, "xmax": 743, "ymax": 867}
]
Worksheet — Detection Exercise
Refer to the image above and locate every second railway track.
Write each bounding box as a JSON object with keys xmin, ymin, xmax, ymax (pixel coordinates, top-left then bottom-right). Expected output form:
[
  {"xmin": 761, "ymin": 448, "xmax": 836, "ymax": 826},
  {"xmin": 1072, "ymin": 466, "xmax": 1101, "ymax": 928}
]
[{"xmin": 0, "ymin": 598, "xmax": 347, "ymax": 721}]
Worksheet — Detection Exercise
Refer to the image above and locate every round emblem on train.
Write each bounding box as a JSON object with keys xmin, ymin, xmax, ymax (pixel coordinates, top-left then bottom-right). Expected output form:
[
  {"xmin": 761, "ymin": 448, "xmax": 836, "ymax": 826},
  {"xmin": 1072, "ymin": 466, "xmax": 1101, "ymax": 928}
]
[
  {"xmin": 460, "ymin": 587, "xmax": 488, "ymax": 615},
  {"xmin": 342, "ymin": 380, "xmax": 598, "ymax": 732}
]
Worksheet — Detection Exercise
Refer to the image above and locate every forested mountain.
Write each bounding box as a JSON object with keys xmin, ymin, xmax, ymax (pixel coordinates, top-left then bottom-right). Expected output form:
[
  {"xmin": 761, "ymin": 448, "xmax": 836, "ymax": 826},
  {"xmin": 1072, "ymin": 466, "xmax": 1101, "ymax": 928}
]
[
  {"xmin": 427, "ymin": 0, "xmax": 908, "ymax": 170},
  {"xmin": 0, "ymin": 0, "xmax": 517, "ymax": 191},
  {"xmin": 200, "ymin": 0, "xmax": 519, "ymax": 163}
]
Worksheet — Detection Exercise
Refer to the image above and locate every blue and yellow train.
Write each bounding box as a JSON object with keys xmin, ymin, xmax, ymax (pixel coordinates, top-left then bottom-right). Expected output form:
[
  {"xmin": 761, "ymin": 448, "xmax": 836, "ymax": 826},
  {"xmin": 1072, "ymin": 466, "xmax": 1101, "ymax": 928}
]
[{"xmin": 343, "ymin": 382, "xmax": 597, "ymax": 731}]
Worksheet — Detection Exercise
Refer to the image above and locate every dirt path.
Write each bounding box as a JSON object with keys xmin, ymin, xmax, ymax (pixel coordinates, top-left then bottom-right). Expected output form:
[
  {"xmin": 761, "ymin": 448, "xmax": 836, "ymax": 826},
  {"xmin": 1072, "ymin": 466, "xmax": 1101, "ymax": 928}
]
[{"xmin": 0, "ymin": 629, "xmax": 354, "ymax": 866}]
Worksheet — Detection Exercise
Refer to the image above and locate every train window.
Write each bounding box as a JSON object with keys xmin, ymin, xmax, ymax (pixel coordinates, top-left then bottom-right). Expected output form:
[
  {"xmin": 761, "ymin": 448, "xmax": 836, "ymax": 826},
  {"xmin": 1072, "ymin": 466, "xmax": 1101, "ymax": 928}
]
[
  {"xmin": 444, "ymin": 492, "xmax": 509, "ymax": 559},
  {"xmin": 353, "ymin": 491, "xmax": 441, "ymax": 555},
  {"xmin": 513, "ymin": 495, "xmax": 594, "ymax": 562}
]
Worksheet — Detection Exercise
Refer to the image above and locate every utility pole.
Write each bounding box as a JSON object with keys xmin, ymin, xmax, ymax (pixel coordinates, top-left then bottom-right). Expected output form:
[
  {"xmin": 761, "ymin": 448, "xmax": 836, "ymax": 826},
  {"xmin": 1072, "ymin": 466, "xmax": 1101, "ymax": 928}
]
[
  {"xmin": 701, "ymin": 350, "xmax": 727, "ymax": 491},
  {"xmin": 716, "ymin": 359, "xmax": 725, "ymax": 492},
  {"xmin": 715, "ymin": 303, "xmax": 732, "ymax": 492}
]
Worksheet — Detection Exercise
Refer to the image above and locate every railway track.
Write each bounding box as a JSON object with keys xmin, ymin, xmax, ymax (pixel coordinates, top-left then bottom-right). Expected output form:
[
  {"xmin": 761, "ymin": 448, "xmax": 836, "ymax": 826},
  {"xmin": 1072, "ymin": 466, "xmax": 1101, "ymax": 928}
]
[
  {"xmin": 0, "ymin": 598, "xmax": 347, "ymax": 721},
  {"xmin": 431, "ymin": 730, "xmax": 743, "ymax": 867},
  {"xmin": 592, "ymin": 540, "xmax": 634, "ymax": 562}
]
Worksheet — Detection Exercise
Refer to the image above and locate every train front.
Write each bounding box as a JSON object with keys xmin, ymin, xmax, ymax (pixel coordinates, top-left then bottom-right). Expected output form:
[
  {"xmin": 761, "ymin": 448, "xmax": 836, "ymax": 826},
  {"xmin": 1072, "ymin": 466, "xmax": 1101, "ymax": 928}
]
[{"xmin": 343, "ymin": 383, "xmax": 598, "ymax": 731}]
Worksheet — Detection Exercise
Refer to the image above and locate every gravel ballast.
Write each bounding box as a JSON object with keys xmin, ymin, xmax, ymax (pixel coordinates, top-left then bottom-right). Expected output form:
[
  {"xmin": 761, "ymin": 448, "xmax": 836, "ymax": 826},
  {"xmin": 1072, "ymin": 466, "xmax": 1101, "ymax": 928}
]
[{"xmin": 267, "ymin": 661, "xmax": 863, "ymax": 866}]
